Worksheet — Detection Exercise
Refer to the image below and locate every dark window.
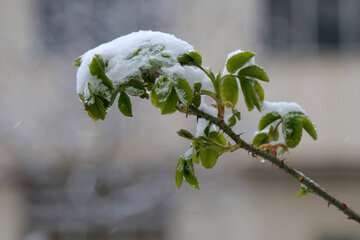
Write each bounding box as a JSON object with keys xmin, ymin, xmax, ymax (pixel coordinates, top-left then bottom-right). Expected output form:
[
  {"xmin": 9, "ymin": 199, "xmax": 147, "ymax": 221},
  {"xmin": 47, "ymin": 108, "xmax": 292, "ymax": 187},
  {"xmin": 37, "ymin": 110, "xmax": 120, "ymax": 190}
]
[
  {"xmin": 264, "ymin": 0, "xmax": 360, "ymax": 52},
  {"xmin": 36, "ymin": 0, "xmax": 168, "ymax": 54}
]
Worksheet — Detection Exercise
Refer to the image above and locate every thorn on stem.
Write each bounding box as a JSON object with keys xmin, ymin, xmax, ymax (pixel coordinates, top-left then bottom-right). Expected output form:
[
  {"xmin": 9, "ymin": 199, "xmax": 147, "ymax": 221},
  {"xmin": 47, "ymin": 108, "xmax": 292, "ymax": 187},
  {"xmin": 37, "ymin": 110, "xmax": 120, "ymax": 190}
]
[
  {"xmin": 343, "ymin": 203, "xmax": 348, "ymax": 209},
  {"xmin": 299, "ymin": 177, "xmax": 304, "ymax": 182}
]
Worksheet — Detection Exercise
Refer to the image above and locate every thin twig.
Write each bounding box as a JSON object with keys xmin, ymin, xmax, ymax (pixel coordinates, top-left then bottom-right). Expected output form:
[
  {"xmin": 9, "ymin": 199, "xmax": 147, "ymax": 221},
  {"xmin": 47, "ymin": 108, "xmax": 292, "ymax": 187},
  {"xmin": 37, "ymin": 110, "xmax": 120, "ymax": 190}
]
[{"xmin": 189, "ymin": 105, "xmax": 360, "ymax": 224}]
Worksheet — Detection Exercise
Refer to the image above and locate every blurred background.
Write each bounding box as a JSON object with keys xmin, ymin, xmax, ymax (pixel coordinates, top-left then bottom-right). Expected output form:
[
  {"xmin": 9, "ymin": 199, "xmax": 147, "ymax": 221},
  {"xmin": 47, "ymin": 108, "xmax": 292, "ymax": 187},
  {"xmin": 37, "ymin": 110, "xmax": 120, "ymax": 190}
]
[{"xmin": 1, "ymin": 0, "xmax": 360, "ymax": 239}]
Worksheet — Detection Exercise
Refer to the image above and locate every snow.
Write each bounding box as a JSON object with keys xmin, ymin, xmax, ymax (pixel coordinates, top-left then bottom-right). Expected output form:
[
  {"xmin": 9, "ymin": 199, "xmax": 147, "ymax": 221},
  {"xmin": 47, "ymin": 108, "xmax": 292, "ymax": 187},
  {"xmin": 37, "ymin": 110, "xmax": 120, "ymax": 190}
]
[
  {"xmin": 262, "ymin": 101, "xmax": 306, "ymax": 116},
  {"xmin": 196, "ymin": 97, "xmax": 218, "ymax": 137},
  {"xmin": 222, "ymin": 49, "xmax": 255, "ymax": 76},
  {"xmin": 76, "ymin": 30, "xmax": 201, "ymax": 100}
]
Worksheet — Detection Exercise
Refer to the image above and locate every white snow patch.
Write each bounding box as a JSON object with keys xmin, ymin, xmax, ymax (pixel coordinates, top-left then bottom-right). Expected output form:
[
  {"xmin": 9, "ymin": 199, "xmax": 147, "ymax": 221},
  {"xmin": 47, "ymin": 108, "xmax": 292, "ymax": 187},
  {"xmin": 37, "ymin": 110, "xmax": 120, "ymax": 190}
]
[
  {"xmin": 76, "ymin": 30, "xmax": 195, "ymax": 100},
  {"xmin": 262, "ymin": 101, "xmax": 306, "ymax": 116}
]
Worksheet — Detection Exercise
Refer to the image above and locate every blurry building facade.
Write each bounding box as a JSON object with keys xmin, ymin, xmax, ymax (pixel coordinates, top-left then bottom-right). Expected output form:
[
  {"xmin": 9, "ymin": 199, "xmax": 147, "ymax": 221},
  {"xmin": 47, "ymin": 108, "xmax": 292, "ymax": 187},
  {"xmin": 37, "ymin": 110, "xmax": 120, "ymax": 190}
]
[{"xmin": 1, "ymin": 0, "xmax": 360, "ymax": 239}]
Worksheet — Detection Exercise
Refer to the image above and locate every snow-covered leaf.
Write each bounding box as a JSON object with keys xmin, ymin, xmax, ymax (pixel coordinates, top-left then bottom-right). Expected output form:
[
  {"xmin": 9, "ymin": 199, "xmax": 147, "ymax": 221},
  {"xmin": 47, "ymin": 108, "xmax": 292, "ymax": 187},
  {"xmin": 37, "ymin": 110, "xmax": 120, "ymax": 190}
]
[
  {"xmin": 89, "ymin": 54, "xmax": 114, "ymax": 91},
  {"xmin": 226, "ymin": 51, "xmax": 255, "ymax": 74},
  {"xmin": 153, "ymin": 76, "xmax": 173, "ymax": 102},
  {"xmin": 259, "ymin": 112, "xmax": 281, "ymax": 130},
  {"xmin": 174, "ymin": 78, "xmax": 193, "ymax": 106},
  {"xmin": 282, "ymin": 115, "xmax": 303, "ymax": 148}
]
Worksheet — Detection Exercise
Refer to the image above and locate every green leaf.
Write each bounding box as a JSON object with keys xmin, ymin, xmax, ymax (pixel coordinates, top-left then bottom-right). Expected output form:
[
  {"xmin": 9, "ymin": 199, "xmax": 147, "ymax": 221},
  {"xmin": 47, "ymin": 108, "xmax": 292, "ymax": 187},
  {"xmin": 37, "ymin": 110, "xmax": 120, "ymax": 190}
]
[
  {"xmin": 151, "ymin": 89, "xmax": 179, "ymax": 114},
  {"xmin": 209, "ymin": 131, "xmax": 226, "ymax": 146},
  {"xmin": 174, "ymin": 78, "xmax": 193, "ymax": 106},
  {"xmin": 153, "ymin": 76, "xmax": 173, "ymax": 102},
  {"xmin": 177, "ymin": 129, "xmax": 195, "ymax": 140},
  {"xmin": 221, "ymin": 75, "xmax": 239, "ymax": 106},
  {"xmin": 89, "ymin": 54, "xmax": 114, "ymax": 91},
  {"xmin": 238, "ymin": 65, "xmax": 269, "ymax": 82},
  {"xmin": 252, "ymin": 132, "xmax": 268, "ymax": 147},
  {"xmin": 268, "ymin": 125, "xmax": 279, "ymax": 142},
  {"xmin": 259, "ymin": 112, "xmax": 281, "ymax": 130},
  {"xmin": 193, "ymin": 152, "xmax": 200, "ymax": 164},
  {"xmin": 184, "ymin": 159, "xmax": 200, "ymax": 190},
  {"xmin": 233, "ymin": 109, "xmax": 241, "ymax": 120},
  {"xmin": 125, "ymin": 79, "xmax": 146, "ymax": 96},
  {"xmin": 226, "ymin": 51, "xmax": 255, "ymax": 74},
  {"xmin": 84, "ymin": 83, "xmax": 107, "ymax": 120},
  {"xmin": 300, "ymin": 116, "xmax": 317, "ymax": 140},
  {"xmin": 189, "ymin": 52, "xmax": 202, "ymax": 65},
  {"xmin": 178, "ymin": 51, "xmax": 202, "ymax": 66},
  {"xmin": 84, "ymin": 95, "xmax": 107, "ymax": 120},
  {"xmin": 297, "ymin": 185, "xmax": 308, "ymax": 198},
  {"xmin": 239, "ymin": 77, "xmax": 263, "ymax": 111},
  {"xmin": 228, "ymin": 115, "xmax": 236, "ymax": 127},
  {"xmin": 194, "ymin": 82, "xmax": 202, "ymax": 92},
  {"xmin": 254, "ymin": 80, "xmax": 264, "ymax": 102},
  {"xmin": 200, "ymin": 149, "xmax": 219, "ymax": 169},
  {"xmin": 118, "ymin": 92, "xmax": 133, "ymax": 117},
  {"xmin": 282, "ymin": 115, "xmax": 303, "ymax": 148},
  {"xmin": 73, "ymin": 57, "xmax": 81, "ymax": 67},
  {"xmin": 175, "ymin": 157, "xmax": 185, "ymax": 189}
]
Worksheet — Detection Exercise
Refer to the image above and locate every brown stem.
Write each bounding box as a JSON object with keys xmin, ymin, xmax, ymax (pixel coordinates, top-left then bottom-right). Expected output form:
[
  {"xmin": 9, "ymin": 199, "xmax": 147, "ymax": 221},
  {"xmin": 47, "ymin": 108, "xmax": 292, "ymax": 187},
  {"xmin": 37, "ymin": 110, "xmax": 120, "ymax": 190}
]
[{"xmin": 189, "ymin": 105, "xmax": 360, "ymax": 224}]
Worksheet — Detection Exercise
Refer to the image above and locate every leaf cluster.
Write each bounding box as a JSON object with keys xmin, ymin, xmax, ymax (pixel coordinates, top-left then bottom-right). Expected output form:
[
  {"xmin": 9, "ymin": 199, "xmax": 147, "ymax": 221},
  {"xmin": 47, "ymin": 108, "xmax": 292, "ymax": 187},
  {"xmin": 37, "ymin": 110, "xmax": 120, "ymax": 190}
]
[{"xmin": 75, "ymin": 47, "xmax": 317, "ymax": 191}]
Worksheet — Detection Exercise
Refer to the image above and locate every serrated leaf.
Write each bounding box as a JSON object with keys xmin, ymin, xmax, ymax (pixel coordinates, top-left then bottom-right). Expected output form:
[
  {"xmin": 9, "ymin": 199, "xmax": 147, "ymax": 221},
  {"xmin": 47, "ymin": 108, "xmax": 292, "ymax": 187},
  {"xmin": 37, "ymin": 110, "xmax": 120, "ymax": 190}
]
[
  {"xmin": 153, "ymin": 76, "xmax": 173, "ymax": 102},
  {"xmin": 226, "ymin": 51, "xmax": 255, "ymax": 74},
  {"xmin": 200, "ymin": 149, "xmax": 219, "ymax": 169},
  {"xmin": 221, "ymin": 75, "xmax": 238, "ymax": 106},
  {"xmin": 177, "ymin": 129, "xmax": 195, "ymax": 140},
  {"xmin": 118, "ymin": 92, "xmax": 132, "ymax": 117},
  {"xmin": 184, "ymin": 160, "xmax": 199, "ymax": 190},
  {"xmin": 175, "ymin": 157, "xmax": 185, "ymax": 189},
  {"xmin": 125, "ymin": 79, "xmax": 146, "ymax": 96},
  {"xmin": 209, "ymin": 131, "xmax": 226, "ymax": 146},
  {"xmin": 282, "ymin": 115, "xmax": 303, "ymax": 148},
  {"xmin": 252, "ymin": 132, "xmax": 268, "ymax": 147},
  {"xmin": 178, "ymin": 51, "xmax": 202, "ymax": 66},
  {"xmin": 73, "ymin": 57, "xmax": 81, "ymax": 67},
  {"xmin": 89, "ymin": 54, "xmax": 114, "ymax": 91},
  {"xmin": 259, "ymin": 112, "xmax": 281, "ymax": 130},
  {"xmin": 300, "ymin": 116, "xmax": 317, "ymax": 140},
  {"xmin": 174, "ymin": 78, "xmax": 193, "ymax": 106},
  {"xmin": 238, "ymin": 65, "xmax": 269, "ymax": 82}
]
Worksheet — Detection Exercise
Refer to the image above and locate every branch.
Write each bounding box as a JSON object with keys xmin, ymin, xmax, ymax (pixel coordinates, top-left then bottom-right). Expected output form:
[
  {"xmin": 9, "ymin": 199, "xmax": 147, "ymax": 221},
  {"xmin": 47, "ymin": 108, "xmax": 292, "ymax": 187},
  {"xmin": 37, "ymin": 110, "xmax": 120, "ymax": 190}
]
[{"xmin": 189, "ymin": 105, "xmax": 360, "ymax": 224}]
